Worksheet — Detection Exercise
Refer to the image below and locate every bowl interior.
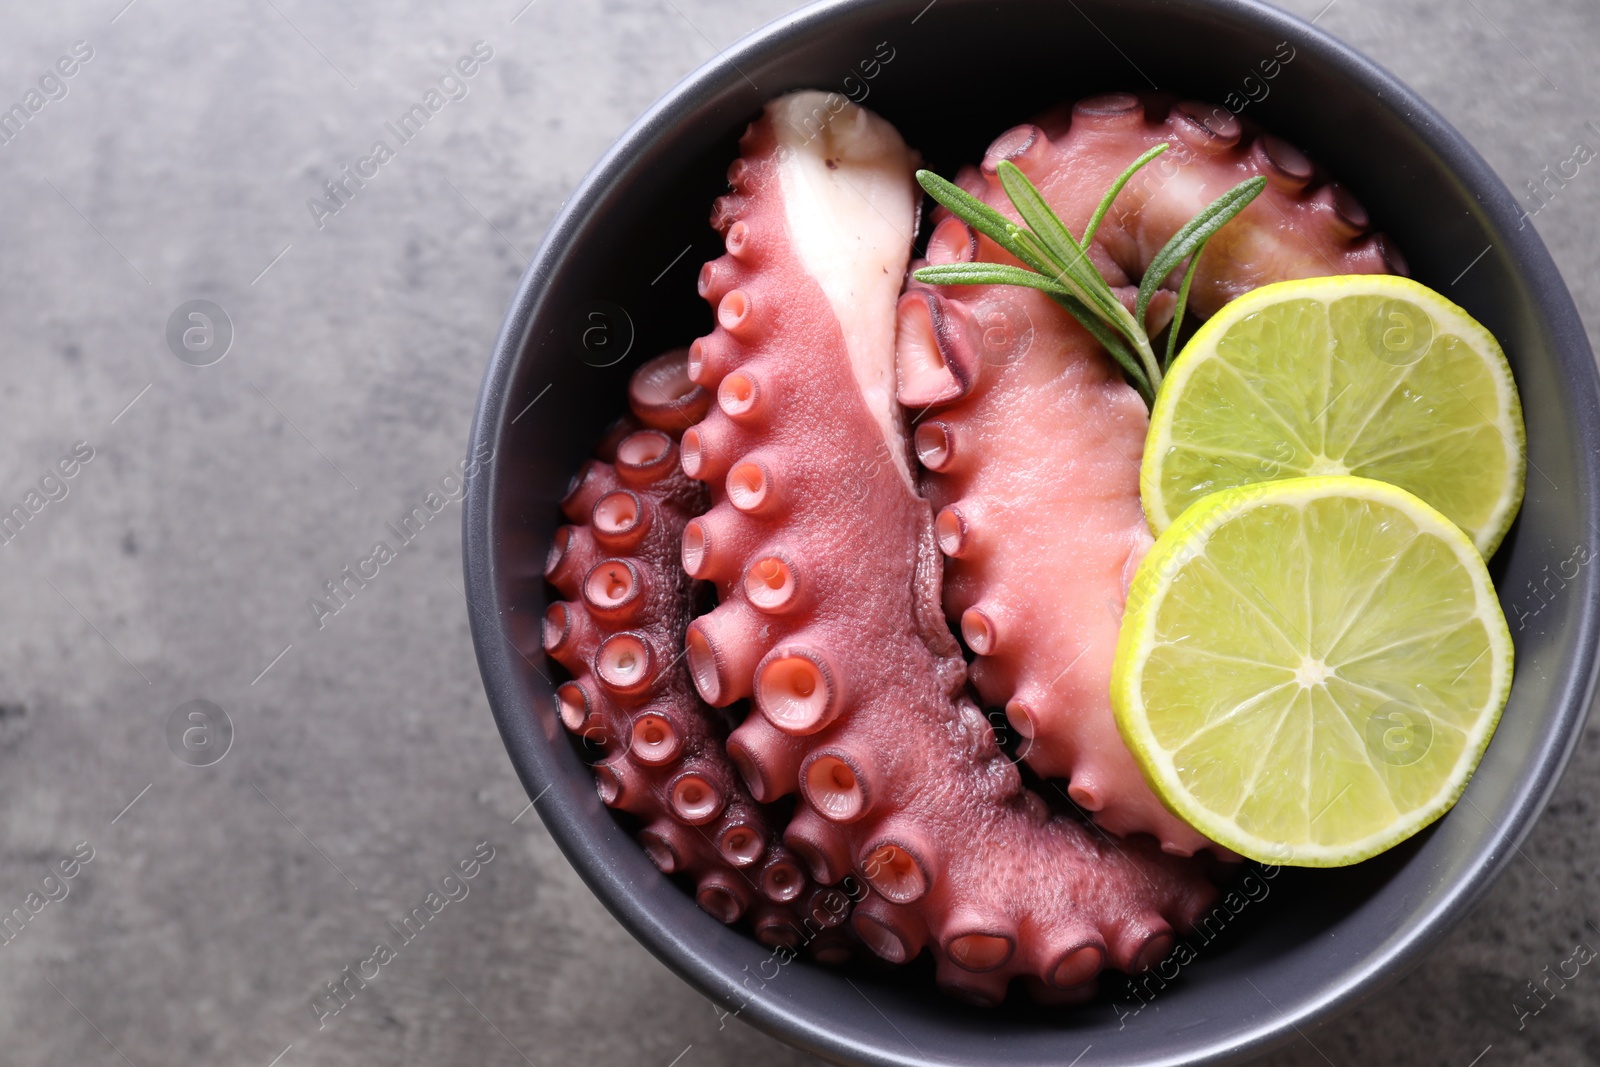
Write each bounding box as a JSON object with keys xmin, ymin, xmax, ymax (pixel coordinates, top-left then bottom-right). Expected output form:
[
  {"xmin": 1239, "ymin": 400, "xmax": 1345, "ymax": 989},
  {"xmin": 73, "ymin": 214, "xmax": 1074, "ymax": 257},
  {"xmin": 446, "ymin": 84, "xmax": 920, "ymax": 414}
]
[{"xmin": 465, "ymin": 1, "xmax": 1600, "ymax": 1063}]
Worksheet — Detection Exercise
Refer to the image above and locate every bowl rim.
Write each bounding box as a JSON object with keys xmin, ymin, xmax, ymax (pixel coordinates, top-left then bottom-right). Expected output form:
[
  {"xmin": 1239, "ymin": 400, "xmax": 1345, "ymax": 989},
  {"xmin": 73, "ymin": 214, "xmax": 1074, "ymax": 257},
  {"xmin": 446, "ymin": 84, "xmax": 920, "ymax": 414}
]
[{"xmin": 464, "ymin": 0, "xmax": 1600, "ymax": 1062}]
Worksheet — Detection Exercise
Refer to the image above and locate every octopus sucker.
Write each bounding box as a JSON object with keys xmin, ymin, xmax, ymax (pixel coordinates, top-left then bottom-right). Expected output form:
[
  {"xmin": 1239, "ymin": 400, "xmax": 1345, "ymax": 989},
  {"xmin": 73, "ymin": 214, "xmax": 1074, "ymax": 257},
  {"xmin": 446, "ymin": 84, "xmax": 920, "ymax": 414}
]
[
  {"xmin": 898, "ymin": 92, "xmax": 1401, "ymax": 857},
  {"xmin": 726, "ymin": 712, "xmax": 807, "ymax": 802},
  {"xmin": 678, "ymin": 90, "xmax": 1216, "ymax": 1002},
  {"xmin": 545, "ymin": 352, "xmax": 842, "ymax": 957}
]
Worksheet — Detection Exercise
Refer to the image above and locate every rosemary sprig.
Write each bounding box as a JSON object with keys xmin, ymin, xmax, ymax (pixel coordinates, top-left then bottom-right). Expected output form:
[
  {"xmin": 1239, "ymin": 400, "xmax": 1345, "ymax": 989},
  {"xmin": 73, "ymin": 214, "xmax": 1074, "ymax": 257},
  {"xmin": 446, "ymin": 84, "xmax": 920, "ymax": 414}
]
[
  {"xmin": 1083, "ymin": 144, "xmax": 1168, "ymax": 248},
  {"xmin": 1165, "ymin": 249, "xmax": 1204, "ymax": 370},
  {"xmin": 1134, "ymin": 175, "xmax": 1268, "ymax": 329},
  {"xmin": 912, "ymin": 149, "xmax": 1266, "ymax": 406}
]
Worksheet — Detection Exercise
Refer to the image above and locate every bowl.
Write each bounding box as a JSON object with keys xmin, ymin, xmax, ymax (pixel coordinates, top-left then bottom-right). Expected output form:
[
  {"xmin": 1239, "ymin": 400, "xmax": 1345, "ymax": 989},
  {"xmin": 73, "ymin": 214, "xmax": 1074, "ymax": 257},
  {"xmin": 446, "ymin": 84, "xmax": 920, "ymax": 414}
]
[{"xmin": 462, "ymin": 0, "xmax": 1600, "ymax": 1062}]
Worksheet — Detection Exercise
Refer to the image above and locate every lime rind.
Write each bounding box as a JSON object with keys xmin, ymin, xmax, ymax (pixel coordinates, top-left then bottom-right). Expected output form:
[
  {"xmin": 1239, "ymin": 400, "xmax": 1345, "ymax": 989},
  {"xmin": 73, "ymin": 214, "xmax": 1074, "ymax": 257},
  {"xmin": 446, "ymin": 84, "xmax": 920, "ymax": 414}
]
[
  {"xmin": 1112, "ymin": 476, "xmax": 1514, "ymax": 867},
  {"xmin": 1142, "ymin": 275, "xmax": 1526, "ymax": 558}
]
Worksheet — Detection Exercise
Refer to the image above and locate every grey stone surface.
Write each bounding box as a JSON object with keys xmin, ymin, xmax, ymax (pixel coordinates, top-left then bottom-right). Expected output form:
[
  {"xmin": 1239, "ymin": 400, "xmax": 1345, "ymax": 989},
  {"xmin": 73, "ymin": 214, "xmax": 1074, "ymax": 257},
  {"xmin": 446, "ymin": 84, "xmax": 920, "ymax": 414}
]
[{"xmin": 0, "ymin": 0, "xmax": 1594, "ymax": 1064}]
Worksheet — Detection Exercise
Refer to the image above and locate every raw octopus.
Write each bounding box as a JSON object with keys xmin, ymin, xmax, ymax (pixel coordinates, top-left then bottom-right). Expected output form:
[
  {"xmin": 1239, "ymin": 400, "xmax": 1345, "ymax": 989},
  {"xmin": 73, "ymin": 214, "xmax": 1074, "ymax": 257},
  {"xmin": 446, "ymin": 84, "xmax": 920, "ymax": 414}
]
[
  {"xmin": 544, "ymin": 350, "xmax": 853, "ymax": 961},
  {"xmin": 675, "ymin": 92, "xmax": 1214, "ymax": 1004},
  {"xmin": 896, "ymin": 92, "xmax": 1401, "ymax": 856}
]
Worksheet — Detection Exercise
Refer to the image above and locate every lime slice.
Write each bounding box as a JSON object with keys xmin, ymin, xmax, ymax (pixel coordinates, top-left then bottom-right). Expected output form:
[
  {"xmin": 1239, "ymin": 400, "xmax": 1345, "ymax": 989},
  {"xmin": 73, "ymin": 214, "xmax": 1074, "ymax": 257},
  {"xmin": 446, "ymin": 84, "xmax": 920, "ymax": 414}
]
[
  {"xmin": 1112, "ymin": 476, "xmax": 1513, "ymax": 866},
  {"xmin": 1143, "ymin": 275, "xmax": 1525, "ymax": 558}
]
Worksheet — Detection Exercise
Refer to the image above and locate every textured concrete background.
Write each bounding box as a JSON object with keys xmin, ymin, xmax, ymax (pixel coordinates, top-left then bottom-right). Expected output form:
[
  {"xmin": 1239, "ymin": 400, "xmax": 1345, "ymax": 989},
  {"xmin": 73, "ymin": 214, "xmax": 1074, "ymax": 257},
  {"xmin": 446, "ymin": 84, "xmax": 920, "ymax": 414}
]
[{"xmin": 0, "ymin": 0, "xmax": 1596, "ymax": 1065}]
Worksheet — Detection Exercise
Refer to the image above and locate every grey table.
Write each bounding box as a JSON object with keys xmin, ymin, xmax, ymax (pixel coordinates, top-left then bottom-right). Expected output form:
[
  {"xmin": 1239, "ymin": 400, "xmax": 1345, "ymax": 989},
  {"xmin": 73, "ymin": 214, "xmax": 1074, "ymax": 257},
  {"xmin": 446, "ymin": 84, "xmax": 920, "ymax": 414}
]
[{"xmin": 0, "ymin": 0, "xmax": 1595, "ymax": 1064}]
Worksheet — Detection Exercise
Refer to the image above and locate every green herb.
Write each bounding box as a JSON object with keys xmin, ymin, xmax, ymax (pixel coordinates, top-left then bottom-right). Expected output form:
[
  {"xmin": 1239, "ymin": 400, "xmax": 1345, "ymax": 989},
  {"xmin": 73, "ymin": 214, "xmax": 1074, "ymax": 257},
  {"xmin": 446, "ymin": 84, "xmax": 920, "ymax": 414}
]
[{"xmin": 912, "ymin": 148, "xmax": 1266, "ymax": 405}]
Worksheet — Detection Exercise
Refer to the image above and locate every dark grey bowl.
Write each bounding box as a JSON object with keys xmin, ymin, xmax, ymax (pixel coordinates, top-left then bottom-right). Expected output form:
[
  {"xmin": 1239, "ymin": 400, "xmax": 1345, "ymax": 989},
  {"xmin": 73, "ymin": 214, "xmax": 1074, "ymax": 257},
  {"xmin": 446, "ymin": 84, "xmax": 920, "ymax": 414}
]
[{"xmin": 463, "ymin": 0, "xmax": 1600, "ymax": 1062}]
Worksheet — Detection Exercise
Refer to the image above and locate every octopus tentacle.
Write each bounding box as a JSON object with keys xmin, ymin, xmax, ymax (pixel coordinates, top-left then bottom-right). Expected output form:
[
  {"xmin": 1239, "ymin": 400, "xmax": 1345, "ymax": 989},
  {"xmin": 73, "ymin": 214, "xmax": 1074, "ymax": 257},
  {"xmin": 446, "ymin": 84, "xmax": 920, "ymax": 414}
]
[
  {"xmin": 683, "ymin": 91, "xmax": 1215, "ymax": 1003},
  {"xmin": 898, "ymin": 92, "xmax": 1400, "ymax": 856},
  {"xmin": 547, "ymin": 351, "xmax": 850, "ymax": 959}
]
